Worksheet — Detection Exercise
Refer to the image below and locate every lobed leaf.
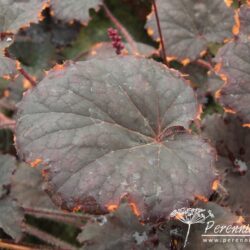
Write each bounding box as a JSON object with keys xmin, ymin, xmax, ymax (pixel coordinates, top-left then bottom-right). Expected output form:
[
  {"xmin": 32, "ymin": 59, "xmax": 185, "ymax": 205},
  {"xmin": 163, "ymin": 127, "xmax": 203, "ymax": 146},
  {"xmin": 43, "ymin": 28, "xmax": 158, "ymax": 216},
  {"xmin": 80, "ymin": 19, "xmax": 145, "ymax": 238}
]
[
  {"xmin": 0, "ymin": 154, "xmax": 16, "ymax": 198},
  {"xmin": 0, "ymin": 196, "xmax": 23, "ymax": 241},
  {"xmin": 201, "ymin": 113, "xmax": 250, "ymax": 160},
  {"xmin": 9, "ymin": 23, "xmax": 57, "ymax": 81},
  {"xmin": 0, "ymin": 154, "xmax": 24, "ymax": 241},
  {"xmin": 50, "ymin": 21, "xmax": 81, "ymax": 47},
  {"xmin": 77, "ymin": 203, "xmax": 150, "ymax": 249},
  {"xmin": 145, "ymin": 0, "xmax": 234, "ymax": 61},
  {"xmin": 220, "ymin": 159, "xmax": 250, "ymax": 223},
  {"xmin": 181, "ymin": 63, "xmax": 223, "ymax": 104},
  {"xmin": 202, "ymin": 114, "xmax": 250, "ymax": 221},
  {"xmin": 16, "ymin": 56, "xmax": 215, "ymax": 220},
  {"xmin": 11, "ymin": 163, "xmax": 57, "ymax": 209},
  {"xmin": 0, "ymin": 55, "xmax": 17, "ymax": 78},
  {"xmin": 0, "ymin": 0, "xmax": 46, "ymax": 34},
  {"xmin": 238, "ymin": 4, "xmax": 250, "ymax": 35},
  {"xmin": 50, "ymin": 0, "xmax": 103, "ymax": 24},
  {"xmin": 215, "ymin": 37, "xmax": 250, "ymax": 124}
]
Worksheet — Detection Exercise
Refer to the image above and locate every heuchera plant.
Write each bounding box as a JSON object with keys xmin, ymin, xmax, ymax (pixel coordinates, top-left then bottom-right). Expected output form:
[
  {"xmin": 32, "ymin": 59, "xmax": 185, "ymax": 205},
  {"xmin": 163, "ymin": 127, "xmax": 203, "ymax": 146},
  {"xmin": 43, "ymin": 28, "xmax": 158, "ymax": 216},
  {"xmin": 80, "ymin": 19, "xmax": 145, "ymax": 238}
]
[{"xmin": 0, "ymin": 0, "xmax": 249, "ymax": 249}]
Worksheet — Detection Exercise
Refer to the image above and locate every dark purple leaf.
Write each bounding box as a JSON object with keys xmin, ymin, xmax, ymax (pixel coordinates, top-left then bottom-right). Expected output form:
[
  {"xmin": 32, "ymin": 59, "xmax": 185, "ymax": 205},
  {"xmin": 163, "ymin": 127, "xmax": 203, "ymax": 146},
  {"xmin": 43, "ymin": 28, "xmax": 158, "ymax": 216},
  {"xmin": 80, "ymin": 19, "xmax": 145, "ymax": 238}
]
[
  {"xmin": 77, "ymin": 203, "xmax": 150, "ymax": 250},
  {"xmin": 0, "ymin": 0, "xmax": 46, "ymax": 34},
  {"xmin": 0, "ymin": 196, "xmax": 24, "ymax": 241},
  {"xmin": 0, "ymin": 55, "xmax": 17, "ymax": 78},
  {"xmin": 11, "ymin": 163, "xmax": 57, "ymax": 209},
  {"xmin": 145, "ymin": 0, "xmax": 234, "ymax": 61},
  {"xmin": 215, "ymin": 37, "xmax": 250, "ymax": 124},
  {"xmin": 50, "ymin": 0, "xmax": 102, "ymax": 23},
  {"xmin": 202, "ymin": 114, "xmax": 250, "ymax": 222},
  {"xmin": 0, "ymin": 154, "xmax": 16, "ymax": 198},
  {"xmin": 201, "ymin": 113, "xmax": 250, "ymax": 160},
  {"xmin": 0, "ymin": 154, "xmax": 24, "ymax": 241},
  {"xmin": 181, "ymin": 63, "xmax": 223, "ymax": 104},
  {"xmin": 16, "ymin": 56, "xmax": 216, "ymax": 220},
  {"xmin": 238, "ymin": 4, "xmax": 250, "ymax": 35}
]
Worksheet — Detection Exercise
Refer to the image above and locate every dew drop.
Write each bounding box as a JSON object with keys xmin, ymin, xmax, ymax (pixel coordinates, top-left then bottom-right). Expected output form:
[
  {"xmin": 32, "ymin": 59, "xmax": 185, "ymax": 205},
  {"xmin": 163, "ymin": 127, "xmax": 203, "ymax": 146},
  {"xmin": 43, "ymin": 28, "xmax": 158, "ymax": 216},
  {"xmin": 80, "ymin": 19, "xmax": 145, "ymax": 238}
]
[
  {"xmin": 96, "ymin": 215, "xmax": 107, "ymax": 226},
  {"xmin": 6, "ymin": 37, "xmax": 12, "ymax": 42}
]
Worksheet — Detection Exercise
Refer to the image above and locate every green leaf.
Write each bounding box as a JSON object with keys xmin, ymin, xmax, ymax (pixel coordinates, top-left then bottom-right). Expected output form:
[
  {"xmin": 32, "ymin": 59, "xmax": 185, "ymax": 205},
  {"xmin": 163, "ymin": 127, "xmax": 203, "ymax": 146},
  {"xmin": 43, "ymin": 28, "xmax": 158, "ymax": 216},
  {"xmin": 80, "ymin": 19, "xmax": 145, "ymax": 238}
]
[
  {"xmin": 62, "ymin": 10, "xmax": 112, "ymax": 60},
  {"xmin": 9, "ymin": 23, "xmax": 57, "ymax": 81},
  {"xmin": 16, "ymin": 56, "xmax": 215, "ymax": 220}
]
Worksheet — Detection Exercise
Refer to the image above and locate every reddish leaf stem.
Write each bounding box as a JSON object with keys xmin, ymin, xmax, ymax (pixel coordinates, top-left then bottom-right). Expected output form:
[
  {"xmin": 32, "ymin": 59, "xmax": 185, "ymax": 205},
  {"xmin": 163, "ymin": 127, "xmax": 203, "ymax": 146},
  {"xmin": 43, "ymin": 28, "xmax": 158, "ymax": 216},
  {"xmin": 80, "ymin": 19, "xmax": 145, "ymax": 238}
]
[
  {"xmin": 0, "ymin": 240, "xmax": 51, "ymax": 250},
  {"xmin": 0, "ymin": 98, "xmax": 16, "ymax": 110},
  {"xmin": 196, "ymin": 59, "xmax": 213, "ymax": 71},
  {"xmin": 17, "ymin": 68, "xmax": 37, "ymax": 87},
  {"xmin": 21, "ymin": 223, "xmax": 77, "ymax": 250},
  {"xmin": 4, "ymin": 50, "xmax": 37, "ymax": 87},
  {"xmin": 0, "ymin": 113, "xmax": 15, "ymax": 131},
  {"xmin": 24, "ymin": 210, "xmax": 83, "ymax": 228},
  {"xmin": 23, "ymin": 207, "xmax": 91, "ymax": 227},
  {"xmin": 151, "ymin": 0, "xmax": 168, "ymax": 66},
  {"xmin": 102, "ymin": 2, "xmax": 138, "ymax": 54}
]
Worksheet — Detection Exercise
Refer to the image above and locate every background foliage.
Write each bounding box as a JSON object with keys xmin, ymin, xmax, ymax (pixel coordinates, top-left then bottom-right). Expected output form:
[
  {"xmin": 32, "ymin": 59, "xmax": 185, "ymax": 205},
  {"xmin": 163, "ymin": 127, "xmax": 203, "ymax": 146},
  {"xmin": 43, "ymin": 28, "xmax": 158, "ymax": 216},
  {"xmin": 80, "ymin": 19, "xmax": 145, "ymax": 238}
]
[{"xmin": 0, "ymin": 0, "xmax": 249, "ymax": 249}]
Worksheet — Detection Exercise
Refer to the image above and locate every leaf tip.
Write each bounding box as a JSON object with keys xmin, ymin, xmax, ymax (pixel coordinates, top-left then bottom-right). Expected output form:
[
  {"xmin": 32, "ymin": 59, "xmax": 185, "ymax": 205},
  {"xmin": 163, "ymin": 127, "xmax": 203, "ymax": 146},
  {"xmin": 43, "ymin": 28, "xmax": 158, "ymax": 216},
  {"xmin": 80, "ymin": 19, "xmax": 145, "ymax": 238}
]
[
  {"xmin": 224, "ymin": 107, "xmax": 236, "ymax": 114},
  {"xmin": 29, "ymin": 158, "xmax": 43, "ymax": 168},
  {"xmin": 243, "ymin": 123, "xmax": 250, "ymax": 128},
  {"xmin": 232, "ymin": 10, "xmax": 240, "ymax": 35},
  {"xmin": 129, "ymin": 202, "xmax": 141, "ymax": 217},
  {"xmin": 212, "ymin": 179, "xmax": 219, "ymax": 191},
  {"xmin": 147, "ymin": 27, "xmax": 154, "ymax": 37},
  {"xmin": 107, "ymin": 204, "xmax": 118, "ymax": 212},
  {"xmin": 181, "ymin": 58, "xmax": 190, "ymax": 66},
  {"xmin": 195, "ymin": 194, "xmax": 208, "ymax": 203},
  {"xmin": 224, "ymin": 0, "xmax": 233, "ymax": 7}
]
